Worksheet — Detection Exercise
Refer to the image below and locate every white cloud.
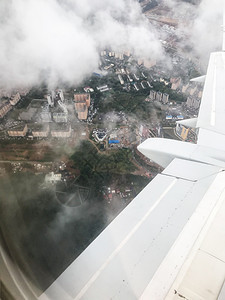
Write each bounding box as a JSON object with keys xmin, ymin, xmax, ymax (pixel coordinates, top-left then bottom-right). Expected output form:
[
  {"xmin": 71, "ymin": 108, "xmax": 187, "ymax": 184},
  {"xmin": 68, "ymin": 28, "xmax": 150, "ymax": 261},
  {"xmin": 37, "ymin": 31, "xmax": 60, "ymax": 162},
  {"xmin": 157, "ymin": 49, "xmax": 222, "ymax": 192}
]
[
  {"xmin": 0, "ymin": 0, "xmax": 164, "ymax": 88},
  {"xmin": 190, "ymin": 0, "xmax": 224, "ymax": 65},
  {"xmin": 164, "ymin": 0, "xmax": 224, "ymax": 68}
]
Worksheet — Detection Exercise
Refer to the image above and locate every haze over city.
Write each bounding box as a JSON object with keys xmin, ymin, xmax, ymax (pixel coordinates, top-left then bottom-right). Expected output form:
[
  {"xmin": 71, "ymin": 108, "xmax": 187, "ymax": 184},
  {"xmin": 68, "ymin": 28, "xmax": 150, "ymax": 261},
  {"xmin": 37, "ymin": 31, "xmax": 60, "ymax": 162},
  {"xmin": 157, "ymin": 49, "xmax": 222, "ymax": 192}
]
[{"xmin": 1, "ymin": 1, "xmax": 225, "ymax": 299}]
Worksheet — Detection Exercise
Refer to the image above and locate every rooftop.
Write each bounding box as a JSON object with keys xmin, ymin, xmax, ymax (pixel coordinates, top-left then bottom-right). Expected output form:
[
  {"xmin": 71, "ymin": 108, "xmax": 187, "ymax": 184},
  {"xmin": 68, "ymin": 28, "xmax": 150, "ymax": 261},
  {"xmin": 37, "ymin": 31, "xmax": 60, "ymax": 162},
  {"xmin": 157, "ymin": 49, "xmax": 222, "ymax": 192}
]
[
  {"xmin": 50, "ymin": 123, "xmax": 71, "ymax": 132},
  {"xmin": 28, "ymin": 124, "xmax": 49, "ymax": 132},
  {"xmin": 8, "ymin": 123, "xmax": 27, "ymax": 132},
  {"xmin": 74, "ymin": 93, "xmax": 90, "ymax": 103}
]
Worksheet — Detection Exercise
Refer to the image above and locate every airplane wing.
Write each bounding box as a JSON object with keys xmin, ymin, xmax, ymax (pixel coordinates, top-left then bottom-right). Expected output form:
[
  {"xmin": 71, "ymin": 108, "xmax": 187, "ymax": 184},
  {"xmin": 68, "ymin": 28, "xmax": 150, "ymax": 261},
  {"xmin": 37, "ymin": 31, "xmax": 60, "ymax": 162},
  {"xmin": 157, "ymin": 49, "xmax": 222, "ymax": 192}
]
[{"xmin": 38, "ymin": 159, "xmax": 225, "ymax": 300}]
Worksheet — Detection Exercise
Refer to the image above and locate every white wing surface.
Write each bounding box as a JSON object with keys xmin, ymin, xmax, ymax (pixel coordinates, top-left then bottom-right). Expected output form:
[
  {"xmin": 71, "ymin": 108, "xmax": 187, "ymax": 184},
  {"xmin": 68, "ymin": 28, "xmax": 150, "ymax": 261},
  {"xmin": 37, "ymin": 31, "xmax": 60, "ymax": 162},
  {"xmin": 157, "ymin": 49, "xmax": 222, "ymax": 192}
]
[
  {"xmin": 38, "ymin": 159, "xmax": 225, "ymax": 300},
  {"xmin": 197, "ymin": 52, "xmax": 225, "ymax": 152}
]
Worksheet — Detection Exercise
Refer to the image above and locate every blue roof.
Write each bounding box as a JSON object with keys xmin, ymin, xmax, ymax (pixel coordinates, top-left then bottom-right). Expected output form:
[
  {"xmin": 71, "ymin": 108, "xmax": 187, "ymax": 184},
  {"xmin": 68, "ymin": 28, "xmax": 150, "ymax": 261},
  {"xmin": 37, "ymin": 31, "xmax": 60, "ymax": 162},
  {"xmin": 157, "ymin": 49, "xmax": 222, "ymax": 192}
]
[
  {"xmin": 109, "ymin": 140, "xmax": 120, "ymax": 144},
  {"xmin": 93, "ymin": 72, "xmax": 102, "ymax": 77}
]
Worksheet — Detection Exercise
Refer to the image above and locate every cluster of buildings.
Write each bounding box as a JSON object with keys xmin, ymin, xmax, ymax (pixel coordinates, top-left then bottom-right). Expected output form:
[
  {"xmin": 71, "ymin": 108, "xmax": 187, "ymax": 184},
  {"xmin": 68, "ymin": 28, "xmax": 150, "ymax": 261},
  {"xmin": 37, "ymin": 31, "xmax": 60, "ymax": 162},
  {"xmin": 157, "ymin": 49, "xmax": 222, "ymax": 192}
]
[
  {"xmin": 100, "ymin": 49, "xmax": 156, "ymax": 70},
  {"xmin": 46, "ymin": 89, "xmax": 68, "ymax": 122},
  {"xmin": 7, "ymin": 123, "xmax": 72, "ymax": 138},
  {"xmin": 100, "ymin": 48, "xmax": 155, "ymax": 91},
  {"xmin": 149, "ymin": 90, "xmax": 169, "ymax": 104},
  {"xmin": 6, "ymin": 89, "xmax": 74, "ymax": 138},
  {"xmin": 100, "ymin": 50, "xmax": 129, "ymax": 60},
  {"xmin": 18, "ymin": 89, "xmax": 68, "ymax": 124},
  {"xmin": 157, "ymin": 75, "xmax": 203, "ymax": 111},
  {"xmin": 32, "ymin": 90, "xmax": 68, "ymax": 124},
  {"xmin": 103, "ymin": 184, "xmax": 134, "ymax": 204},
  {"xmin": 2, "ymin": 88, "xmax": 94, "ymax": 139},
  {"xmin": 182, "ymin": 82, "xmax": 203, "ymax": 110},
  {"xmin": 186, "ymin": 96, "xmax": 201, "ymax": 110},
  {"xmin": 169, "ymin": 77, "xmax": 203, "ymax": 110},
  {"xmin": 117, "ymin": 69, "xmax": 151, "ymax": 91}
]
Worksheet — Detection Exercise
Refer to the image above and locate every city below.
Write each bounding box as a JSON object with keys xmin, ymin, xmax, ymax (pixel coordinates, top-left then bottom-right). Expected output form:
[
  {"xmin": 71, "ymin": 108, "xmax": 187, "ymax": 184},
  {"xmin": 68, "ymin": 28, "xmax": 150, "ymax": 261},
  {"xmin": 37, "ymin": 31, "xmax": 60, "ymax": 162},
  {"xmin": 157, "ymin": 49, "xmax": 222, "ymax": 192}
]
[{"xmin": 0, "ymin": 0, "xmax": 206, "ymax": 295}]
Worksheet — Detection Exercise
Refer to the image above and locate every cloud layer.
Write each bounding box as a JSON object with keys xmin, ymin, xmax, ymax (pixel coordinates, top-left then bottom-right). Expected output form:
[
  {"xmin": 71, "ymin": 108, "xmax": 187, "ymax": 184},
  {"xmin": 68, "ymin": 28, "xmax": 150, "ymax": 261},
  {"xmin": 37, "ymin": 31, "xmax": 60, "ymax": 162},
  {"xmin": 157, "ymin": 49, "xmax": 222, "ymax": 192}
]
[
  {"xmin": 190, "ymin": 0, "xmax": 224, "ymax": 64},
  {"xmin": 166, "ymin": 0, "xmax": 224, "ymax": 68},
  {"xmin": 0, "ymin": 0, "xmax": 224, "ymax": 88},
  {"xmin": 0, "ymin": 0, "xmax": 163, "ymax": 88}
]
